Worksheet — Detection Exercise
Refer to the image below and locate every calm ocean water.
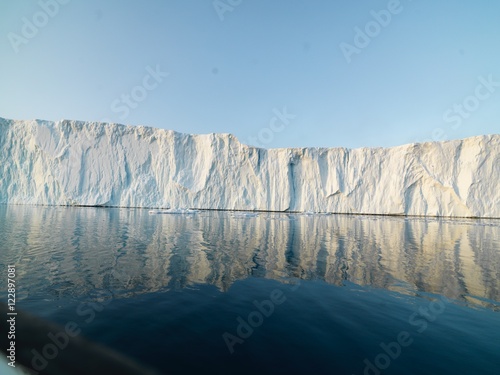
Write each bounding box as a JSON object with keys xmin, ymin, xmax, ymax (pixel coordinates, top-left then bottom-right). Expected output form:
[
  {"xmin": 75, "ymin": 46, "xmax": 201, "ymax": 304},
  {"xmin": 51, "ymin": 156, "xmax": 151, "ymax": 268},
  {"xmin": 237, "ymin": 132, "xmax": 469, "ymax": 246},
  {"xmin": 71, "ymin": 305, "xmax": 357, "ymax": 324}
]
[{"xmin": 0, "ymin": 205, "xmax": 499, "ymax": 374}]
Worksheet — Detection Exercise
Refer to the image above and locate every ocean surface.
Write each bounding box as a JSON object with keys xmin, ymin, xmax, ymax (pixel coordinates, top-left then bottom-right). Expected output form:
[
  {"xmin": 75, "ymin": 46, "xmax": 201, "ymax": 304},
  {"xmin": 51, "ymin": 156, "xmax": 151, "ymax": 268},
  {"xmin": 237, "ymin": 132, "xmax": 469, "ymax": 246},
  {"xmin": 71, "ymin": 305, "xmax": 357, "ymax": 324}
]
[{"xmin": 0, "ymin": 205, "xmax": 499, "ymax": 374}]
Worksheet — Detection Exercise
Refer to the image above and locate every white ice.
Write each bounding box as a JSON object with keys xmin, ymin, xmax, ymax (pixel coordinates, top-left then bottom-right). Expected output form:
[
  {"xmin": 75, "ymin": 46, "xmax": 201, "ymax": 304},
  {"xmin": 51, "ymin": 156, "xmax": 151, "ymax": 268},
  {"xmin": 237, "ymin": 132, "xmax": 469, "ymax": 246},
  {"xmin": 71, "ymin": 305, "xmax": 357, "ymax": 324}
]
[{"xmin": 0, "ymin": 117, "xmax": 498, "ymax": 218}]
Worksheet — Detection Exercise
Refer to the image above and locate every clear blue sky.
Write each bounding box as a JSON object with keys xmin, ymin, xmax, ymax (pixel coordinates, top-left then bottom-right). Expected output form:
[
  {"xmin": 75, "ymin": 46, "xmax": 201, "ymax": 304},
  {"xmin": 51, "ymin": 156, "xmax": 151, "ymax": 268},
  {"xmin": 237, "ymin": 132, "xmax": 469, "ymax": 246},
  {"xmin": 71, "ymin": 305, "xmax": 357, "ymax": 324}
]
[{"xmin": 1, "ymin": 0, "xmax": 499, "ymax": 148}]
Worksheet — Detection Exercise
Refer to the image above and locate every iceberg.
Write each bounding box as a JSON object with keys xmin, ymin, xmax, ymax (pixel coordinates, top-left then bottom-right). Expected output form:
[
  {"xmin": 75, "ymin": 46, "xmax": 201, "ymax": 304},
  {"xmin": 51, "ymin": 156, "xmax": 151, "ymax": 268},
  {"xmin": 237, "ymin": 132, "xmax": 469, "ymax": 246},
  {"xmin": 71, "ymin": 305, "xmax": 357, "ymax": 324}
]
[{"xmin": 0, "ymin": 117, "xmax": 498, "ymax": 218}]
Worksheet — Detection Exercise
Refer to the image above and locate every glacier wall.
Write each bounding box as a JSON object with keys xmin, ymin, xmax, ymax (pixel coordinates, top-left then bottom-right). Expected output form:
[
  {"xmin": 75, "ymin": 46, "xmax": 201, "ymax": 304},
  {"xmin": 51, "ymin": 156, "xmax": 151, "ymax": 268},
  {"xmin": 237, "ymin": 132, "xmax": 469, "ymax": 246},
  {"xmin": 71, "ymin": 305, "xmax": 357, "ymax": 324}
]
[{"xmin": 0, "ymin": 117, "xmax": 498, "ymax": 218}]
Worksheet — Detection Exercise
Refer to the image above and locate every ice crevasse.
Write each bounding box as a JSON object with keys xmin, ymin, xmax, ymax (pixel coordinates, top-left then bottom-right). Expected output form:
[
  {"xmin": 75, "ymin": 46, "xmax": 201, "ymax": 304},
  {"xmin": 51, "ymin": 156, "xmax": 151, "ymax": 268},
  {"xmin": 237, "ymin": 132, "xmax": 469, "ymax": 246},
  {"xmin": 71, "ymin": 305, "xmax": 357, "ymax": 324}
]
[{"xmin": 0, "ymin": 117, "xmax": 498, "ymax": 218}]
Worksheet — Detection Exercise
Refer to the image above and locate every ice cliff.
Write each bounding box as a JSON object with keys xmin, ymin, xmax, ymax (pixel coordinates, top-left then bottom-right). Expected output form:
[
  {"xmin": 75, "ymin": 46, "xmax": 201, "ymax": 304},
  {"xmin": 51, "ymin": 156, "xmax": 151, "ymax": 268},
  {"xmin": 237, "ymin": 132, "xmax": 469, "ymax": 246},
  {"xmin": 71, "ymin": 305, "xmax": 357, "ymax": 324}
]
[{"xmin": 0, "ymin": 117, "xmax": 498, "ymax": 218}]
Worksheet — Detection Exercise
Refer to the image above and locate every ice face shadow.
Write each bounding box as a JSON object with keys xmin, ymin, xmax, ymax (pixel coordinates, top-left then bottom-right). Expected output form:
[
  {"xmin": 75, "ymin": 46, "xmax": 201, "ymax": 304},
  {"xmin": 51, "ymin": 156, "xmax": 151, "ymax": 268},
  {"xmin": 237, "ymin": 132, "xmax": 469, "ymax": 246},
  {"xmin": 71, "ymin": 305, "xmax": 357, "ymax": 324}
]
[{"xmin": 1, "ymin": 206, "xmax": 499, "ymax": 309}]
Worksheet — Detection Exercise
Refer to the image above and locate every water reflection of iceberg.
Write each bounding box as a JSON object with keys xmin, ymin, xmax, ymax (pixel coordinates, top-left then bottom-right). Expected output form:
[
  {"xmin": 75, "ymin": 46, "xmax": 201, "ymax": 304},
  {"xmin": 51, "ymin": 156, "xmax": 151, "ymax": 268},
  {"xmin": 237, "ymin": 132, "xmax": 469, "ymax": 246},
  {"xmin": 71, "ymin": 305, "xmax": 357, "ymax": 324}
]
[{"xmin": 1, "ymin": 206, "xmax": 499, "ymax": 309}]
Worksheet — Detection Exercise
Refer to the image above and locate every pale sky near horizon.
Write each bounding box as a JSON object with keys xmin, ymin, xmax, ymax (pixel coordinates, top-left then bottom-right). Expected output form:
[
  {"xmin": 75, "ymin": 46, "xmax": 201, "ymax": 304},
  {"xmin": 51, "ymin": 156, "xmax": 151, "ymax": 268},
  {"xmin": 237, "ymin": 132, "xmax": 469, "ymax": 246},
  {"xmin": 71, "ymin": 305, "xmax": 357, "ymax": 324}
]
[{"xmin": 0, "ymin": 0, "xmax": 499, "ymax": 149}]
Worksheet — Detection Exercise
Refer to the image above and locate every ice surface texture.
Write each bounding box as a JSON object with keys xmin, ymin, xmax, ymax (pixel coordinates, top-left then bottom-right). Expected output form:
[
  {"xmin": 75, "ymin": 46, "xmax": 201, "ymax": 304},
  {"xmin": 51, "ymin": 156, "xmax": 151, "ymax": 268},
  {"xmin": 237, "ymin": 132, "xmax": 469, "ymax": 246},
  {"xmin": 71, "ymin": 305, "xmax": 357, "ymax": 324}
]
[{"xmin": 0, "ymin": 117, "xmax": 498, "ymax": 218}]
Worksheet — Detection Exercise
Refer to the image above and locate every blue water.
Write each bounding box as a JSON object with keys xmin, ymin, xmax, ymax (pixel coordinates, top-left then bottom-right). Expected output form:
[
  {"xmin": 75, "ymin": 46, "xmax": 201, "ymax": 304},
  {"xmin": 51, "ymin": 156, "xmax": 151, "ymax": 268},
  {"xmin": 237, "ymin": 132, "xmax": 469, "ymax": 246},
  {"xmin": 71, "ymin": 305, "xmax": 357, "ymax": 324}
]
[{"xmin": 0, "ymin": 205, "xmax": 499, "ymax": 374}]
